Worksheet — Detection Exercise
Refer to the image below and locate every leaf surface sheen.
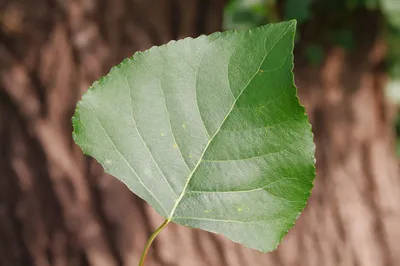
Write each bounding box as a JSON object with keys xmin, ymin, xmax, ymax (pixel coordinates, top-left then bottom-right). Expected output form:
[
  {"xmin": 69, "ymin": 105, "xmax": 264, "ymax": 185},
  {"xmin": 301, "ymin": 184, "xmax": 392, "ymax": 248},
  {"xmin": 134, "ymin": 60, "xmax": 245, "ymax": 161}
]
[{"xmin": 72, "ymin": 20, "xmax": 315, "ymax": 252}]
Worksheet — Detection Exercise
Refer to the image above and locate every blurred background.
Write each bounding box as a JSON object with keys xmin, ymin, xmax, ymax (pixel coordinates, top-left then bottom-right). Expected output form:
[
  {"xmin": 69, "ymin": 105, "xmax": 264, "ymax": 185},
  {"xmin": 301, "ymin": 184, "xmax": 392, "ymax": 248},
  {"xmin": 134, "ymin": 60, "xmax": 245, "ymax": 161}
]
[{"xmin": 0, "ymin": 0, "xmax": 399, "ymax": 265}]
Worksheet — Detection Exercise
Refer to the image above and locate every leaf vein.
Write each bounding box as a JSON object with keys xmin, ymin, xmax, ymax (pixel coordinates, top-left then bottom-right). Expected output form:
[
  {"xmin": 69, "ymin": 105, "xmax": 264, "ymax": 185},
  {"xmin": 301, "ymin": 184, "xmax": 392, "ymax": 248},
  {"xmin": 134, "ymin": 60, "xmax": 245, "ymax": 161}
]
[
  {"xmin": 125, "ymin": 76, "xmax": 178, "ymax": 198},
  {"xmin": 140, "ymin": 62, "xmax": 192, "ymax": 172},
  {"xmin": 202, "ymin": 137, "xmax": 303, "ymax": 162},
  {"xmin": 187, "ymin": 177, "xmax": 304, "ymax": 201},
  {"xmin": 173, "ymin": 216, "xmax": 286, "ymax": 224},
  {"xmin": 220, "ymin": 113, "xmax": 301, "ymax": 133},
  {"xmin": 86, "ymin": 105, "xmax": 169, "ymax": 216},
  {"xmin": 168, "ymin": 25, "xmax": 294, "ymax": 219}
]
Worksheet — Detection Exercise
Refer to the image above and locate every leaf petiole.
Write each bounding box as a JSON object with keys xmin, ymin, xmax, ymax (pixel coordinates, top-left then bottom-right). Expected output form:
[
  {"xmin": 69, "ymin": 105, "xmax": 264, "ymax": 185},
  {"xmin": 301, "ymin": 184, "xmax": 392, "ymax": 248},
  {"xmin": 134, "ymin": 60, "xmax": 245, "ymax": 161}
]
[{"xmin": 138, "ymin": 219, "xmax": 170, "ymax": 266}]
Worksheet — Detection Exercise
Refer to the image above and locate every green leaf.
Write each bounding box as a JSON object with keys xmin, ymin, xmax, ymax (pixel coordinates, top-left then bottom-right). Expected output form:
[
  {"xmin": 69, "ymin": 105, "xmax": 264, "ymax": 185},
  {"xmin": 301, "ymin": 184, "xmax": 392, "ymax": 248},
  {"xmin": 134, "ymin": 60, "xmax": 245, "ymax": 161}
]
[
  {"xmin": 223, "ymin": 0, "xmax": 269, "ymax": 30},
  {"xmin": 72, "ymin": 21, "xmax": 315, "ymax": 252},
  {"xmin": 386, "ymin": 79, "xmax": 400, "ymax": 104},
  {"xmin": 382, "ymin": 0, "xmax": 400, "ymax": 29}
]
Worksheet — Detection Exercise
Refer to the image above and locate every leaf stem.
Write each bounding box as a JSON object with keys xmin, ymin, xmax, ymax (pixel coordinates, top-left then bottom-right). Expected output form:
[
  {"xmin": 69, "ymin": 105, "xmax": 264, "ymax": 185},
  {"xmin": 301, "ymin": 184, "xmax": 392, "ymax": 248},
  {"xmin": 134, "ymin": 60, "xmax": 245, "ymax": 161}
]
[{"xmin": 138, "ymin": 219, "xmax": 170, "ymax": 266}]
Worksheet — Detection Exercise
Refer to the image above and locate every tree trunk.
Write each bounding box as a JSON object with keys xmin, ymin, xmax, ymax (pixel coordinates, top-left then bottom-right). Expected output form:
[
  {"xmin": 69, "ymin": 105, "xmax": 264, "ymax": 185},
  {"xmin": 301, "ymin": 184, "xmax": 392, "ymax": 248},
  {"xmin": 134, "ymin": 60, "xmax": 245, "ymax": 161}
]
[{"xmin": 0, "ymin": 1, "xmax": 398, "ymax": 266}]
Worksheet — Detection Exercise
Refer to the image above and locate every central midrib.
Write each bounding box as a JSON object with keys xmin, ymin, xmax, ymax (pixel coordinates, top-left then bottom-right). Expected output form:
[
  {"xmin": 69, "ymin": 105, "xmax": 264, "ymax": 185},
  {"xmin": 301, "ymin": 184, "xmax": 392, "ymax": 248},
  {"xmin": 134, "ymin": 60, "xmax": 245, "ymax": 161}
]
[
  {"xmin": 166, "ymin": 84, "xmax": 247, "ymax": 219},
  {"xmin": 167, "ymin": 23, "xmax": 294, "ymax": 221},
  {"xmin": 167, "ymin": 26, "xmax": 290, "ymax": 220}
]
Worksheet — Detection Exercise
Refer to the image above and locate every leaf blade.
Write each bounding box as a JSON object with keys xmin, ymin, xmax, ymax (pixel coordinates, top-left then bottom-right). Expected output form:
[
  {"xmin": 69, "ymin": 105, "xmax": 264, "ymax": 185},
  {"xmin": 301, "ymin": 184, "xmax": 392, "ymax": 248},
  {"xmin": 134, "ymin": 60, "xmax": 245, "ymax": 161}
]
[{"xmin": 72, "ymin": 20, "xmax": 315, "ymax": 252}]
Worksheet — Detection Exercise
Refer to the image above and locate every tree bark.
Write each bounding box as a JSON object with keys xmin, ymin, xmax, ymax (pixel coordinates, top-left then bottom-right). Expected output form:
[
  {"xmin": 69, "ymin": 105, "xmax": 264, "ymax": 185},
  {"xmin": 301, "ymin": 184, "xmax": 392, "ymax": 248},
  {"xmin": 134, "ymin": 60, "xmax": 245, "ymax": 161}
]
[{"xmin": 0, "ymin": 1, "xmax": 398, "ymax": 266}]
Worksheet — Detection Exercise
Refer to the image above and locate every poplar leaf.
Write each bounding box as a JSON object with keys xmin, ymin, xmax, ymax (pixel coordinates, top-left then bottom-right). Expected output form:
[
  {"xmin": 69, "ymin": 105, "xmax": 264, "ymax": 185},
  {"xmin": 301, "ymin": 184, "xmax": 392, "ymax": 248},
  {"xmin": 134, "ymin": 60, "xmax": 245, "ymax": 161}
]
[{"xmin": 72, "ymin": 20, "xmax": 315, "ymax": 252}]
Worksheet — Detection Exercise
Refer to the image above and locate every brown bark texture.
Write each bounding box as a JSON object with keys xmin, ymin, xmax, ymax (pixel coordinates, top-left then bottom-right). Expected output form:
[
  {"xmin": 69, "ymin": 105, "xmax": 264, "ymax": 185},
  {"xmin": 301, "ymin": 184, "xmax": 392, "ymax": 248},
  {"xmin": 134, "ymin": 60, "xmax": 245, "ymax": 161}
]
[{"xmin": 0, "ymin": 0, "xmax": 399, "ymax": 266}]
